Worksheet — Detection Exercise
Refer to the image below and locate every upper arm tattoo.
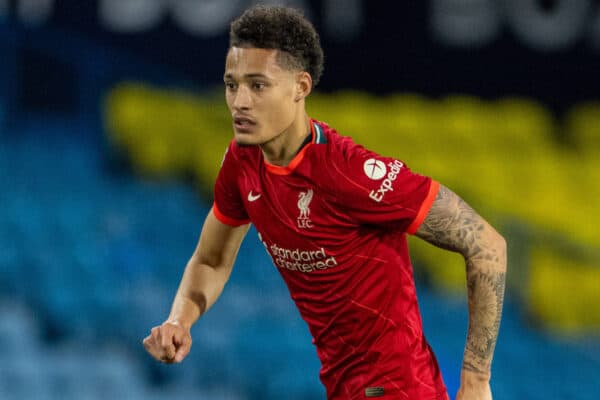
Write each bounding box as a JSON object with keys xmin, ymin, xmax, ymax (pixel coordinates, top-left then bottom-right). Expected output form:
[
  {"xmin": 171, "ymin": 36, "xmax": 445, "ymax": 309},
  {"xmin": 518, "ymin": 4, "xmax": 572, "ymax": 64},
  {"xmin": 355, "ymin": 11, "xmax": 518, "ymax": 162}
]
[{"xmin": 416, "ymin": 185, "xmax": 486, "ymax": 257}]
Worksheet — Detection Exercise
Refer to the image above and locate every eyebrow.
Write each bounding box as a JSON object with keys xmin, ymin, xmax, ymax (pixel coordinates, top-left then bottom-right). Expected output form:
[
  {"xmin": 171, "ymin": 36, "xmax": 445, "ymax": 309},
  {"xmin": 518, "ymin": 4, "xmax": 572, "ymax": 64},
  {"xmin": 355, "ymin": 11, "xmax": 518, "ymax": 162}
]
[{"xmin": 223, "ymin": 73, "xmax": 271, "ymax": 80}]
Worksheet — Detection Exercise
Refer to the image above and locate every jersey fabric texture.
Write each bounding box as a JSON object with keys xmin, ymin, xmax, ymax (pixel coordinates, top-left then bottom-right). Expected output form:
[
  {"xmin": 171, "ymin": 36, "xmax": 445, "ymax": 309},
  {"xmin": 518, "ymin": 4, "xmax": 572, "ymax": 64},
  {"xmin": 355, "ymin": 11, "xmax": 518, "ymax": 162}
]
[{"xmin": 213, "ymin": 119, "xmax": 448, "ymax": 400}]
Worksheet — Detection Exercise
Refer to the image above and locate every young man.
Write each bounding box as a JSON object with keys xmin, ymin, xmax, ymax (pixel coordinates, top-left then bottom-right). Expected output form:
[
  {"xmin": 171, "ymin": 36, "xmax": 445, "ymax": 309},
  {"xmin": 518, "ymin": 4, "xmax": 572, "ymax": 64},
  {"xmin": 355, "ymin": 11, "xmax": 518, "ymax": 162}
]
[{"xmin": 143, "ymin": 5, "xmax": 507, "ymax": 400}]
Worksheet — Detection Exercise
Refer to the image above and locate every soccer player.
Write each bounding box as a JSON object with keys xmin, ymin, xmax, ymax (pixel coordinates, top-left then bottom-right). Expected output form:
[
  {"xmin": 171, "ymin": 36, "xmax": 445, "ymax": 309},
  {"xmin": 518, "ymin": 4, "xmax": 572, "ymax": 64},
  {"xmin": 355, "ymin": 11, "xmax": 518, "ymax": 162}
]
[{"xmin": 143, "ymin": 5, "xmax": 507, "ymax": 400}]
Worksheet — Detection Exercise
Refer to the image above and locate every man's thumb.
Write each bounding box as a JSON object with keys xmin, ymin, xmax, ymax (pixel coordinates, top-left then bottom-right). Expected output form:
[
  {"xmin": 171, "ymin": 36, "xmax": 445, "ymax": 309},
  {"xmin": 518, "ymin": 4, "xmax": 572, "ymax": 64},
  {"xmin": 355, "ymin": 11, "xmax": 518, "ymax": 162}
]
[
  {"xmin": 174, "ymin": 345, "xmax": 189, "ymax": 363},
  {"xmin": 173, "ymin": 333, "xmax": 191, "ymax": 363}
]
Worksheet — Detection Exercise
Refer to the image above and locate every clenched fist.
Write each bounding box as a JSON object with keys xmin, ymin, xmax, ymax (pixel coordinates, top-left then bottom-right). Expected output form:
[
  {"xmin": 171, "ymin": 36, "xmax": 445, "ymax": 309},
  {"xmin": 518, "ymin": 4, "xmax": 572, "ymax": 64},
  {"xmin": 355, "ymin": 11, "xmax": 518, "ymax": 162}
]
[{"xmin": 143, "ymin": 321, "xmax": 192, "ymax": 364}]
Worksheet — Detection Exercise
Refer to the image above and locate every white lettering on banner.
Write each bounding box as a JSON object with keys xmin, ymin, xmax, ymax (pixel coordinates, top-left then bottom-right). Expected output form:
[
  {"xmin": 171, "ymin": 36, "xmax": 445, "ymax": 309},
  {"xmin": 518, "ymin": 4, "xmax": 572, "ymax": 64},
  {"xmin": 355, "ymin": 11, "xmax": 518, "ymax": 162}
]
[
  {"xmin": 369, "ymin": 160, "xmax": 403, "ymax": 203},
  {"xmin": 171, "ymin": 0, "xmax": 243, "ymax": 36},
  {"xmin": 257, "ymin": 233, "xmax": 338, "ymax": 273},
  {"xmin": 4, "ymin": 0, "xmax": 599, "ymax": 49},
  {"xmin": 431, "ymin": 0, "xmax": 501, "ymax": 48},
  {"xmin": 98, "ymin": 0, "xmax": 362, "ymax": 40},
  {"xmin": 592, "ymin": 10, "xmax": 600, "ymax": 50},
  {"xmin": 99, "ymin": 0, "xmax": 165, "ymax": 33},
  {"xmin": 504, "ymin": 0, "xmax": 590, "ymax": 51},
  {"xmin": 4, "ymin": 0, "xmax": 55, "ymax": 25},
  {"xmin": 431, "ymin": 0, "xmax": 600, "ymax": 52},
  {"xmin": 324, "ymin": 0, "xmax": 363, "ymax": 40}
]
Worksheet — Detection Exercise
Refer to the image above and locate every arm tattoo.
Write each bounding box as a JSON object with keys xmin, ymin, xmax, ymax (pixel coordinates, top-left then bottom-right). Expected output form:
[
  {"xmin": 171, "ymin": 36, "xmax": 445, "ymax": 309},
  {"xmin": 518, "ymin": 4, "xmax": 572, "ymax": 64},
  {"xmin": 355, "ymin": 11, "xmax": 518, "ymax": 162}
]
[
  {"xmin": 416, "ymin": 185, "xmax": 507, "ymax": 376},
  {"xmin": 462, "ymin": 269, "xmax": 505, "ymax": 374}
]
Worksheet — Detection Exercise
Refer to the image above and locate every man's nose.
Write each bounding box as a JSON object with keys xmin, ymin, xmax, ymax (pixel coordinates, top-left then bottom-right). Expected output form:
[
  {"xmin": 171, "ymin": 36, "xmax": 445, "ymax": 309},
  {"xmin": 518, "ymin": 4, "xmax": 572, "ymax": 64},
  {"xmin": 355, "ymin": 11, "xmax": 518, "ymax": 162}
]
[{"xmin": 233, "ymin": 85, "xmax": 252, "ymax": 110}]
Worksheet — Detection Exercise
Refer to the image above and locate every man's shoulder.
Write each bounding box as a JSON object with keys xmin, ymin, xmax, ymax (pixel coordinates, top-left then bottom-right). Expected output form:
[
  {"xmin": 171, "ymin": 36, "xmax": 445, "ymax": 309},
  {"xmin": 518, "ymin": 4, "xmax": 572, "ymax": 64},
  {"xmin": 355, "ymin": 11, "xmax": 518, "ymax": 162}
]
[
  {"xmin": 313, "ymin": 120, "xmax": 365, "ymax": 159},
  {"xmin": 308, "ymin": 120, "xmax": 374, "ymax": 192}
]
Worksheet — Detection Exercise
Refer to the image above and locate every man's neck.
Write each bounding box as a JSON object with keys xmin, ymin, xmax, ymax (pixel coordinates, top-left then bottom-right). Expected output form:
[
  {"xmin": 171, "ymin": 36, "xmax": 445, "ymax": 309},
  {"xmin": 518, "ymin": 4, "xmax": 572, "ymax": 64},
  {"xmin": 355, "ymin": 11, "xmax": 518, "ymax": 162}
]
[{"xmin": 260, "ymin": 113, "xmax": 311, "ymax": 167}]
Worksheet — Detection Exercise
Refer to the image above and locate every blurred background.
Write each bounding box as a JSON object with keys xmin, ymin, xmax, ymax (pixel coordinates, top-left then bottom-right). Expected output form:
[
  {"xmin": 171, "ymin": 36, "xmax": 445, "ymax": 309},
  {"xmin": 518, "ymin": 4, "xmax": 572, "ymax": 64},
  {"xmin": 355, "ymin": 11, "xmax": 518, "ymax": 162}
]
[{"xmin": 1, "ymin": 0, "xmax": 599, "ymax": 399}]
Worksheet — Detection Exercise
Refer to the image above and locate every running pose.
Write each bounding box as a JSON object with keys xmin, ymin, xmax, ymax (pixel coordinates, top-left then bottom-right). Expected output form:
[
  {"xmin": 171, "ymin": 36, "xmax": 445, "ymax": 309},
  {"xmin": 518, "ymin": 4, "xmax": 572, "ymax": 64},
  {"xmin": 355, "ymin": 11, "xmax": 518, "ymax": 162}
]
[{"xmin": 143, "ymin": 5, "xmax": 507, "ymax": 400}]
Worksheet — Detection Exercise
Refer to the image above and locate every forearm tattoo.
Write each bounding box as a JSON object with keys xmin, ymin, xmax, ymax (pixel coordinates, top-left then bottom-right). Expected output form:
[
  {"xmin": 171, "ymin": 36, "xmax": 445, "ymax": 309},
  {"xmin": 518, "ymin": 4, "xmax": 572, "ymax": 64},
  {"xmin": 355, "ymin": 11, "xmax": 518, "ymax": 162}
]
[{"xmin": 416, "ymin": 185, "xmax": 507, "ymax": 376}]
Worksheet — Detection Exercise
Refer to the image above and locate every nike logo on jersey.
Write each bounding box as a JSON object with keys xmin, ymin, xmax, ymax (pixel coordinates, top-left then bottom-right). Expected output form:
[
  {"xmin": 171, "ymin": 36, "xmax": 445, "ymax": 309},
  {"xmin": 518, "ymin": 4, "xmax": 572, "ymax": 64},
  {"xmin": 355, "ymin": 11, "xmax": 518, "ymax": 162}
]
[{"xmin": 248, "ymin": 191, "xmax": 262, "ymax": 202}]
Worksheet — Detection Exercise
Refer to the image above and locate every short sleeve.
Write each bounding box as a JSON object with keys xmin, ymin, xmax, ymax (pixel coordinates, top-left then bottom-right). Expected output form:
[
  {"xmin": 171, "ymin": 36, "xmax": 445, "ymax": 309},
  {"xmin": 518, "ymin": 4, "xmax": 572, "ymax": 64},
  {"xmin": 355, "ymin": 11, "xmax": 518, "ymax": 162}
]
[
  {"xmin": 213, "ymin": 141, "xmax": 251, "ymax": 226},
  {"xmin": 329, "ymin": 141, "xmax": 439, "ymax": 234}
]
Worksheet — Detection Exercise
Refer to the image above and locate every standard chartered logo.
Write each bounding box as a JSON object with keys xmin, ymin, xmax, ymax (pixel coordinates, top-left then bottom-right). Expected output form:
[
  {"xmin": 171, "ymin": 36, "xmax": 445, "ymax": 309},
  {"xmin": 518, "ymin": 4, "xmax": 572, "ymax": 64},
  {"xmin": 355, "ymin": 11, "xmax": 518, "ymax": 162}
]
[{"xmin": 257, "ymin": 234, "xmax": 338, "ymax": 273}]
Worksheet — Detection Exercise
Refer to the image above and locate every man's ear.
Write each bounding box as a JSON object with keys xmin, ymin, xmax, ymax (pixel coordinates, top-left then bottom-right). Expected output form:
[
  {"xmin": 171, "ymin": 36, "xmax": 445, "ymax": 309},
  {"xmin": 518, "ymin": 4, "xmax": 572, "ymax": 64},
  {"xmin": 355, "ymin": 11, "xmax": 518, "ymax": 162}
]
[{"xmin": 295, "ymin": 71, "xmax": 313, "ymax": 102}]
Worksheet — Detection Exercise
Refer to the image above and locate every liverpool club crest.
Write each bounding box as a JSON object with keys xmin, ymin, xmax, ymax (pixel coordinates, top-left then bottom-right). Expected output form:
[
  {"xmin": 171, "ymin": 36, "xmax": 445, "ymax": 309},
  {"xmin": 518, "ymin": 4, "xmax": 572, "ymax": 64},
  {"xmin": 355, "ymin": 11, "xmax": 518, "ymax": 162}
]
[{"xmin": 297, "ymin": 189, "xmax": 314, "ymax": 229}]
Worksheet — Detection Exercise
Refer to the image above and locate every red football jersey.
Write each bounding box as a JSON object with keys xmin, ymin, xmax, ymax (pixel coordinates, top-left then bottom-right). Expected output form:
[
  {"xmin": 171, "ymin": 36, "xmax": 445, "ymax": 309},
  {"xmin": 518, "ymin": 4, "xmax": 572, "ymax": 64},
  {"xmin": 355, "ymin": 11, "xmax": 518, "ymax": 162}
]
[{"xmin": 213, "ymin": 119, "xmax": 448, "ymax": 400}]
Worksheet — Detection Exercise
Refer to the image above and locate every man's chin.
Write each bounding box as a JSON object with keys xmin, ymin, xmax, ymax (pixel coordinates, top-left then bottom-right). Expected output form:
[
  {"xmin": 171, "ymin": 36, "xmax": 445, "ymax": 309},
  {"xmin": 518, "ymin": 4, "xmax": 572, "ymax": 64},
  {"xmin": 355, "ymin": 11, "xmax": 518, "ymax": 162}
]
[{"xmin": 233, "ymin": 133, "xmax": 262, "ymax": 147}]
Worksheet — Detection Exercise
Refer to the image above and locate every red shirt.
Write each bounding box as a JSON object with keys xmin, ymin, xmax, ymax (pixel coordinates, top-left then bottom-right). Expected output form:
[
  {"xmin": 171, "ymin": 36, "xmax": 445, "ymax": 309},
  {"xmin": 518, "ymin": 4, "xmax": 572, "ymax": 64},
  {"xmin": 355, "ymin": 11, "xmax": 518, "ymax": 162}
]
[{"xmin": 213, "ymin": 119, "xmax": 448, "ymax": 400}]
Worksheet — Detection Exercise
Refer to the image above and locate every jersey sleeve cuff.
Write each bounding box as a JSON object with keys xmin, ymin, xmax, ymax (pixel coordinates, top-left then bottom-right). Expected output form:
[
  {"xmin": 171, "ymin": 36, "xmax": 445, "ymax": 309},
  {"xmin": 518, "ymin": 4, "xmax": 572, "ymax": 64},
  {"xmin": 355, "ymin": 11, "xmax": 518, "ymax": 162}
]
[
  {"xmin": 406, "ymin": 180, "xmax": 440, "ymax": 235},
  {"xmin": 212, "ymin": 202, "xmax": 250, "ymax": 227}
]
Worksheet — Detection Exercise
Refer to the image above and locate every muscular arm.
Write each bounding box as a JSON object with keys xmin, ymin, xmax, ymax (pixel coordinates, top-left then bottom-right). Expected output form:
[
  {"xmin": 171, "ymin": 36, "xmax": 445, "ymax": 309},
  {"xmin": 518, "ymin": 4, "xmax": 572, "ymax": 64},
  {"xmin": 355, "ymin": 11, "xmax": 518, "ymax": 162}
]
[
  {"xmin": 167, "ymin": 210, "xmax": 250, "ymax": 329},
  {"xmin": 415, "ymin": 184, "xmax": 507, "ymax": 380},
  {"xmin": 143, "ymin": 210, "xmax": 249, "ymax": 364}
]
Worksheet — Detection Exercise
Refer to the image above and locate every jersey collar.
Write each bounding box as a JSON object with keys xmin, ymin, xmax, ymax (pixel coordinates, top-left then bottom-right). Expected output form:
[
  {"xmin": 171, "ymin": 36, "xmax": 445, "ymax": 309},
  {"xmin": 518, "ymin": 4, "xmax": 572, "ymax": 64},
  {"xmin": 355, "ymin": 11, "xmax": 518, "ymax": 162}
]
[{"xmin": 264, "ymin": 119, "xmax": 324, "ymax": 175}]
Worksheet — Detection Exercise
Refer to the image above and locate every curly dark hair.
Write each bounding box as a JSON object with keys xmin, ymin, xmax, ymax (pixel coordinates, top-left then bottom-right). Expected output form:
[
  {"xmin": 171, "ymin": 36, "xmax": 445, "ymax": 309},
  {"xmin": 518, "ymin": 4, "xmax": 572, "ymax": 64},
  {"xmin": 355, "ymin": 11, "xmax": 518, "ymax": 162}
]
[{"xmin": 229, "ymin": 5, "xmax": 324, "ymax": 87}]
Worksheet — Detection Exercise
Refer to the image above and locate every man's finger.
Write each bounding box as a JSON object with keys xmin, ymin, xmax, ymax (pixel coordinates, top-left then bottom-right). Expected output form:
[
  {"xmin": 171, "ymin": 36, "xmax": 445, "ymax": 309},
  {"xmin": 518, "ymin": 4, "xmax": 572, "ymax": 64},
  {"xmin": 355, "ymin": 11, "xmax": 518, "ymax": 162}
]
[
  {"xmin": 174, "ymin": 347, "xmax": 190, "ymax": 363},
  {"xmin": 144, "ymin": 330, "xmax": 168, "ymax": 361},
  {"xmin": 142, "ymin": 335, "xmax": 153, "ymax": 350},
  {"xmin": 174, "ymin": 338, "xmax": 191, "ymax": 363},
  {"xmin": 159, "ymin": 326, "xmax": 174, "ymax": 348},
  {"xmin": 157, "ymin": 327, "xmax": 175, "ymax": 360},
  {"xmin": 163, "ymin": 342, "xmax": 176, "ymax": 360},
  {"xmin": 150, "ymin": 327, "xmax": 160, "ymax": 340}
]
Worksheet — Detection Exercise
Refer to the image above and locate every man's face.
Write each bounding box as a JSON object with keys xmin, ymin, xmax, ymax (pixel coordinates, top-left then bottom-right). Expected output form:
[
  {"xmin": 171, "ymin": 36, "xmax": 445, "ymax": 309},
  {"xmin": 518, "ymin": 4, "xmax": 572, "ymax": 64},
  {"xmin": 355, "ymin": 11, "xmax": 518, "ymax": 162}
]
[{"xmin": 224, "ymin": 47, "xmax": 299, "ymax": 146}]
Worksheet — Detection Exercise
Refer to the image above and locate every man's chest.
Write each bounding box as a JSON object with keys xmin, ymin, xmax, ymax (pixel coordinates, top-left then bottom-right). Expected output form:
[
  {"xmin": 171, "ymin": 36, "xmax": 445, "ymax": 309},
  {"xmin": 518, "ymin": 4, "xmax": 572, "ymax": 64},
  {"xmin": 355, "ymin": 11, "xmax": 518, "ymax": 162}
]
[{"xmin": 238, "ymin": 172, "xmax": 354, "ymax": 245}]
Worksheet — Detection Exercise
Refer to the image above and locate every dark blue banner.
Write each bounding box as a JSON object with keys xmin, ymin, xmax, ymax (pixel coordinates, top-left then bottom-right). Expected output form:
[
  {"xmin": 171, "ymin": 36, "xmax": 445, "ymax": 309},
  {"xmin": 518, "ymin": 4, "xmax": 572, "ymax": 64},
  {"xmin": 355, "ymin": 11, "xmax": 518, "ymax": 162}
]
[{"xmin": 2, "ymin": 0, "xmax": 600, "ymax": 110}]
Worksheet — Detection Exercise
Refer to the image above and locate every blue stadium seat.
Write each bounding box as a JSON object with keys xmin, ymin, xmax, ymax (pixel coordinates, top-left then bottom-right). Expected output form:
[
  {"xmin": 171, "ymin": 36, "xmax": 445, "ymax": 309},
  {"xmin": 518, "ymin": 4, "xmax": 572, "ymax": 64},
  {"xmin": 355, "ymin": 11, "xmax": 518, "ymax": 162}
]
[{"xmin": 0, "ymin": 300, "xmax": 42, "ymax": 356}]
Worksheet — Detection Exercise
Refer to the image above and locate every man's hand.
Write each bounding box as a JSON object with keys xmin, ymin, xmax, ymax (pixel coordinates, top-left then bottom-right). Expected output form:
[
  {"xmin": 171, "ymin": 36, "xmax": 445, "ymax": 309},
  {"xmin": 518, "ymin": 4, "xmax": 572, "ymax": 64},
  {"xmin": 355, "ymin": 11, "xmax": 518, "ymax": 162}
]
[
  {"xmin": 141, "ymin": 212, "xmax": 249, "ymax": 365},
  {"xmin": 455, "ymin": 370, "xmax": 492, "ymax": 400},
  {"xmin": 143, "ymin": 321, "xmax": 192, "ymax": 364}
]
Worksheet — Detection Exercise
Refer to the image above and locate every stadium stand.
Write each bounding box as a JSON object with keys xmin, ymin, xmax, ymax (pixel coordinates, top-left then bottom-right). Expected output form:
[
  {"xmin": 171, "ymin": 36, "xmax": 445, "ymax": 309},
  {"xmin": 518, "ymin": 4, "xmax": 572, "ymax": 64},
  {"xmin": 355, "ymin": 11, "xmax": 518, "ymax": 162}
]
[
  {"xmin": 0, "ymin": 106, "xmax": 598, "ymax": 399},
  {"xmin": 105, "ymin": 83, "xmax": 600, "ymax": 334}
]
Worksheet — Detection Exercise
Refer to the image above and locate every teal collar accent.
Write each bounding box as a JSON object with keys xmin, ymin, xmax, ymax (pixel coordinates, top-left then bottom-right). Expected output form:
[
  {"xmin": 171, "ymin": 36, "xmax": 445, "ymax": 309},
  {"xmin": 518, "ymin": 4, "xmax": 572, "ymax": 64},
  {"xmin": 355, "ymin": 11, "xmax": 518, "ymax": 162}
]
[{"xmin": 312, "ymin": 121, "xmax": 327, "ymax": 144}]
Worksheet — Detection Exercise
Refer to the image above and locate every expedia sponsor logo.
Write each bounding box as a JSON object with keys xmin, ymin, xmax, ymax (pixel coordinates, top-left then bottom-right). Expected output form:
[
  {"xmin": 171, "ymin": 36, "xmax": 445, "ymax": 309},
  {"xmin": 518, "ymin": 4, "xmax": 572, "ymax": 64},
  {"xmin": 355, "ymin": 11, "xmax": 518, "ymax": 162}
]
[
  {"xmin": 368, "ymin": 159, "xmax": 403, "ymax": 203},
  {"xmin": 363, "ymin": 158, "xmax": 387, "ymax": 180}
]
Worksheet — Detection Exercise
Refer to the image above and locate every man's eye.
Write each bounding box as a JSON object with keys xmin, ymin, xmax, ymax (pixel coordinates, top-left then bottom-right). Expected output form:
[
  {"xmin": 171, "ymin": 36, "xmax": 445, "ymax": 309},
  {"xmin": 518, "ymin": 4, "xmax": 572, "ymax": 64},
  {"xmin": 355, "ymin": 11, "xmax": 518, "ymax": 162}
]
[
  {"xmin": 225, "ymin": 82, "xmax": 237, "ymax": 90},
  {"xmin": 252, "ymin": 82, "xmax": 266, "ymax": 90}
]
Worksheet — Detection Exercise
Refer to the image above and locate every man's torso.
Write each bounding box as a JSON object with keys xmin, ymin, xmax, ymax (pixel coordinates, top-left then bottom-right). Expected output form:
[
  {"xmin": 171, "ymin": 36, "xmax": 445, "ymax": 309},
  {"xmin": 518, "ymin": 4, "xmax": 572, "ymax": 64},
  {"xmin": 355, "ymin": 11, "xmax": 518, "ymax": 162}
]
[{"xmin": 214, "ymin": 120, "xmax": 448, "ymax": 399}]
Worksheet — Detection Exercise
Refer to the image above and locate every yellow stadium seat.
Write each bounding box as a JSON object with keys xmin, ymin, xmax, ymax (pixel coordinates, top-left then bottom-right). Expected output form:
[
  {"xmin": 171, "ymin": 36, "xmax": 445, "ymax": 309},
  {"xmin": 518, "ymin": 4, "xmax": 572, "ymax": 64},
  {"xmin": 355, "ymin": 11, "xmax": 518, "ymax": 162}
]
[{"xmin": 528, "ymin": 245, "xmax": 600, "ymax": 334}]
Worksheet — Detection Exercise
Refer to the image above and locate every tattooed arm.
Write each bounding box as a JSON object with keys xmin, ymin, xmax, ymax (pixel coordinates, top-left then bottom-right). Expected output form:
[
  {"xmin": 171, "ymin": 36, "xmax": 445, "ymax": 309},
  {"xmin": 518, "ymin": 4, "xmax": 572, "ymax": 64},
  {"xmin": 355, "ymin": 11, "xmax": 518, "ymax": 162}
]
[{"xmin": 415, "ymin": 184, "xmax": 507, "ymax": 400}]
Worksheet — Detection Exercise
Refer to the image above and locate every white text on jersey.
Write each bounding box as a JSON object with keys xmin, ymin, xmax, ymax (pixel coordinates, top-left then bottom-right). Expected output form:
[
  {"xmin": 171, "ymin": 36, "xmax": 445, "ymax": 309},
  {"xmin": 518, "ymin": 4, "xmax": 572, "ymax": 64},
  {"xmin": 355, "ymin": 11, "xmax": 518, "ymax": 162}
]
[
  {"xmin": 257, "ymin": 233, "xmax": 338, "ymax": 273},
  {"xmin": 369, "ymin": 160, "xmax": 404, "ymax": 203}
]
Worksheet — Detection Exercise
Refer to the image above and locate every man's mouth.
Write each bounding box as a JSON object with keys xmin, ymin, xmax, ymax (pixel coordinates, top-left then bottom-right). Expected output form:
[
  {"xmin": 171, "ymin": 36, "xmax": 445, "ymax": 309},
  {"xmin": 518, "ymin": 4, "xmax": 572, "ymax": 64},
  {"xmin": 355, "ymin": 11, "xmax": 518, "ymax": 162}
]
[{"xmin": 233, "ymin": 116, "xmax": 256, "ymax": 133}]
